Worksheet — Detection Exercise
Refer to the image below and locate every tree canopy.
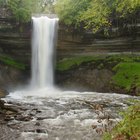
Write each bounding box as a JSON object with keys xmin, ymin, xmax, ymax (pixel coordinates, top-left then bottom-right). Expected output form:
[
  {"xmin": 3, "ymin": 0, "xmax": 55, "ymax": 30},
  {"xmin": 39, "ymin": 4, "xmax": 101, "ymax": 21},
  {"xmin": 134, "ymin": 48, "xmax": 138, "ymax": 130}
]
[
  {"xmin": 54, "ymin": 0, "xmax": 140, "ymax": 32},
  {"xmin": 0, "ymin": 0, "xmax": 139, "ymax": 33},
  {"xmin": 0, "ymin": 0, "xmax": 55, "ymax": 23}
]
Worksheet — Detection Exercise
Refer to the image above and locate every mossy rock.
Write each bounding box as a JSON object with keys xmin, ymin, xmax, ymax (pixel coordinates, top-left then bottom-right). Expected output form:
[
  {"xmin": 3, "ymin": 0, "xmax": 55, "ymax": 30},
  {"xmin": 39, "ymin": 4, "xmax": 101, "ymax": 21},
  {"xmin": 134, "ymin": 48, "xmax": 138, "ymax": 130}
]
[
  {"xmin": 0, "ymin": 55, "xmax": 26, "ymax": 70},
  {"xmin": 56, "ymin": 54, "xmax": 140, "ymax": 95},
  {"xmin": 112, "ymin": 62, "xmax": 140, "ymax": 95}
]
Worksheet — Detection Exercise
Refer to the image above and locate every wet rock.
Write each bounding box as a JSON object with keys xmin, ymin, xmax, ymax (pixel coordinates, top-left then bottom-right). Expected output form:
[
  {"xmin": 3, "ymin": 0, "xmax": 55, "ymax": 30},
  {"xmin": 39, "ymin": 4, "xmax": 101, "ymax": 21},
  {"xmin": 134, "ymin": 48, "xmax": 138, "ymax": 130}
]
[
  {"xmin": 36, "ymin": 129, "xmax": 47, "ymax": 133},
  {"xmin": 15, "ymin": 115, "xmax": 33, "ymax": 121},
  {"xmin": 8, "ymin": 124, "xmax": 20, "ymax": 129},
  {"xmin": 0, "ymin": 124, "xmax": 20, "ymax": 140},
  {"xmin": 0, "ymin": 88, "xmax": 8, "ymax": 98},
  {"xmin": 4, "ymin": 115, "xmax": 14, "ymax": 121},
  {"xmin": 36, "ymin": 110, "xmax": 42, "ymax": 113},
  {"xmin": 4, "ymin": 105, "xmax": 19, "ymax": 113},
  {"xmin": 0, "ymin": 99, "xmax": 5, "ymax": 108},
  {"xmin": 57, "ymin": 67, "xmax": 113, "ymax": 93},
  {"xmin": 24, "ymin": 129, "xmax": 35, "ymax": 133},
  {"xmin": 0, "ymin": 120, "xmax": 6, "ymax": 125},
  {"xmin": 6, "ymin": 110, "xmax": 15, "ymax": 115},
  {"xmin": 35, "ymin": 122, "xmax": 41, "ymax": 126},
  {"xmin": 37, "ymin": 117, "xmax": 48, "ymax": 120}
]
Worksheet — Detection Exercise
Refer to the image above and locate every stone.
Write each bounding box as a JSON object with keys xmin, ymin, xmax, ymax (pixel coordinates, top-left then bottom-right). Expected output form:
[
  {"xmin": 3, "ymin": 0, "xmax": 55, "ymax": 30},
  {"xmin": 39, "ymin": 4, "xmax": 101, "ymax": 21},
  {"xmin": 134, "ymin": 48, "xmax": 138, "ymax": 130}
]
[
  {"xmin": 4, "ymin": 115, "xmax": 14, "ymax": 121},
  {"xmin": 15, "ymin": 115, "xmax": 33, "ymax": 121},
  {"xmin": 35, "ymin": 122, "xmax": 41, "ymax": 126},
  {"xmin": 0, "ymin": 88, "xmax": 8, "ymax": 98},
  {"xmin": 0, "ymin": 99, "xmax": 5, "ymax": 108},
  {"xmin": 36, "ymin": 129, "xmax": 46, "ymax": 133},
  {"xmin": 5, "ymin": 110, "xmax": 15, "ymax": 115}
]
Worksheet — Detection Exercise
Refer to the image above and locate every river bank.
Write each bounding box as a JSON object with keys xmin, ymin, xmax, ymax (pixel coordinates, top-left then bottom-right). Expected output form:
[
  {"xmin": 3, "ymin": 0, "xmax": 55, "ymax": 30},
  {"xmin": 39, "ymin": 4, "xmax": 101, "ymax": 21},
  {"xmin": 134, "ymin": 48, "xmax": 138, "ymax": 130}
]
[{"xmin": 56, "ymin": 54, "xmax": 140, "ymax": 96}]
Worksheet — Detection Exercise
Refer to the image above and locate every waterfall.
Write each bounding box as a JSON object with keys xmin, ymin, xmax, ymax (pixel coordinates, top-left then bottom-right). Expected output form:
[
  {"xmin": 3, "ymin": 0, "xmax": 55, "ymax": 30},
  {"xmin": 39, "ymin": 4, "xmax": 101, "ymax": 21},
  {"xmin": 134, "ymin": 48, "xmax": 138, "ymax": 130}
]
[{"xmin": 31, "ymin": 16, "xmax": 58, "ymax": 88}]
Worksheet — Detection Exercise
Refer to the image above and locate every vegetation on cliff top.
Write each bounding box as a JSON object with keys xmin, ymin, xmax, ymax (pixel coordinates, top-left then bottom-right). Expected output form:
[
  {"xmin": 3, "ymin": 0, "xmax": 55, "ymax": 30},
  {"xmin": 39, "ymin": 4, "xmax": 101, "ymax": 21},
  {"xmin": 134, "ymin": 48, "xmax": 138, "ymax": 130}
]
[
  {"xmin": 0, "ymin": 0, "xmax": 55, "ymax": 22},
  {"xmin": 55, "ymin": 0, "xmax": 140, "ymax": 33},
  {"xmin": 0, "ymin": 0, "xmax": 139, "ymax": 34}
]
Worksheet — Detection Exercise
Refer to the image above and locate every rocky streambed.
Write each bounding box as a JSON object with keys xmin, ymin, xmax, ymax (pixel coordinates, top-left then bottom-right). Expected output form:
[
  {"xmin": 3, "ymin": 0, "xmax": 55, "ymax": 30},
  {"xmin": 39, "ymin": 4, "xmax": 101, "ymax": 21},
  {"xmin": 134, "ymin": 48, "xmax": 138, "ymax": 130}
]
[{"xmin": 0, "ymin": 90, "xmax": 139, "ymax": 140}]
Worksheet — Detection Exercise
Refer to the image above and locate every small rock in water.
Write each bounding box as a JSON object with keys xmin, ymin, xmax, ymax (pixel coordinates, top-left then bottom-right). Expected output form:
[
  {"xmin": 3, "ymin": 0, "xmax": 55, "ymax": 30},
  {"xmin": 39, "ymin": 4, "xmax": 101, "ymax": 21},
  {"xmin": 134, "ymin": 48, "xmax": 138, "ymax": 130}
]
[
  {"xmin": 15, "ymin": 115, "xmax": 33, "ymax": 121},
  {"xmin": 36, "ymin": 129, "xmax": 46, "ymax": 133},
  {"xmin": 35, "ymin": 122, "xmax": 41, "ymax": 126},
  {"xmin": 37, "ymin": 117, "xmax": 48, "ymax": 120},
  {"xmin": 24, "ymin": 129, "xmax": 35, "ymax": 133},
  {"xmin": 6, "ymin": 110, "xmax": 15, "ymax": 115},
  {"xmin": 4, "ymin": 115, "xmax": 14, "ymax": 121},
  {"xmin": 92, "ymin": 124, "xmax": 97, "ymax": 129}
]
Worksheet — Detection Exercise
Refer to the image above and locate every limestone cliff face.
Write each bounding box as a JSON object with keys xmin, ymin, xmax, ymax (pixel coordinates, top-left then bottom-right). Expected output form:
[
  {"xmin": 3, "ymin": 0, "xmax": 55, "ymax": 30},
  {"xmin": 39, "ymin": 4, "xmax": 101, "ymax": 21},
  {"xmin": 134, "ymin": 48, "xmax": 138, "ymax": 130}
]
[
  {"xmin": 0, "ymin": 63, "xmax": 28, "ymax": 90},
  {"xmin": 57, "ymin": 27, "xmax": 140, "ymax": 59},
  {"xmin": 0, "ymin": 17, "xmax": 140, "ymax": 64},
  {"xmin": 0, "ymin": 16, "xmax": 140, "ymax": 91},
  {"xmin": 56, "ymin": 67, "xmax": 113, "ymax": 92}
]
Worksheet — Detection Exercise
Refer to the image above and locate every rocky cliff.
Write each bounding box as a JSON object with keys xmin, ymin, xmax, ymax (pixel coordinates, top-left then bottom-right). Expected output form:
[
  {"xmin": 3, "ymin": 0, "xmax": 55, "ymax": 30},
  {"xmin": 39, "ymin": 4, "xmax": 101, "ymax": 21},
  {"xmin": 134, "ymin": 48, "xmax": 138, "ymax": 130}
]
[{"xmin": 0, "ymin": 15, "xmax": 140, "ymax": 91}]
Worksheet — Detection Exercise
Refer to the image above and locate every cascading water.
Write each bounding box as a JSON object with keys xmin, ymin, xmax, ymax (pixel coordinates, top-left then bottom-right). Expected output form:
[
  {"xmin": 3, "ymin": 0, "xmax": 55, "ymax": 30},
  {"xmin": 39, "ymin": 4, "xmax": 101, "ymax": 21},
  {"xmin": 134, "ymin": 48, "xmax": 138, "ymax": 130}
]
[{"xmin": 31, "ymin": 16, "xmax": 58, "ymax": 88}]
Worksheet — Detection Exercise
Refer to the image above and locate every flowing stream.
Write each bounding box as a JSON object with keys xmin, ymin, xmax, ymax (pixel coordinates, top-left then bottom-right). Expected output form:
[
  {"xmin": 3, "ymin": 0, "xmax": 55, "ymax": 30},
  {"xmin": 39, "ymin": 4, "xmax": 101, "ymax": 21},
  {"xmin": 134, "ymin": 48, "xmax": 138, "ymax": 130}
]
[
  {"xmin": 3, "ymin": 92, "xmax": 139, "ymax": 140},
  {"xmin": 1, "ymin": 16, "xmax": 140, "ymax": 140}
]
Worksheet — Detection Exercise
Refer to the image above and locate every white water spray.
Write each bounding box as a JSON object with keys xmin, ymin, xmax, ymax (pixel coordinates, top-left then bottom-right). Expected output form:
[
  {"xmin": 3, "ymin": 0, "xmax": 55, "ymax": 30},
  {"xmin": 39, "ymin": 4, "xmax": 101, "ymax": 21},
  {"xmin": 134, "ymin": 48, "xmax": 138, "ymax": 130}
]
[{"xmin": 31, "ymin": 16, "xmax": 58, "ymax": 88}]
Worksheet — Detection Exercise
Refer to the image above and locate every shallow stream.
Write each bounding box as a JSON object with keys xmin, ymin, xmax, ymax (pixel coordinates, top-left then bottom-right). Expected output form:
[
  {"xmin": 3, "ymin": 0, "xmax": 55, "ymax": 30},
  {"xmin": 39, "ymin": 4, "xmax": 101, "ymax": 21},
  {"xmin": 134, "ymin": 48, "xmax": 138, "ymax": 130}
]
[{"xmin": 1, "ymin": 89, "xmax": 139, "ymax": 140}]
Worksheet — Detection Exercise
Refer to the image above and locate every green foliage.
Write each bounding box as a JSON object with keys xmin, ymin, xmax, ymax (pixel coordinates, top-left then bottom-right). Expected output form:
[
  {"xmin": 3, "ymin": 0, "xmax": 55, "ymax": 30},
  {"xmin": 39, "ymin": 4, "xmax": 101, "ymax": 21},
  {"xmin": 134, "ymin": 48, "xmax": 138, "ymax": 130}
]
[
  {"xmin": 0, "ymin": 0, "xmax": 55, "ymax": 23},
  {"xmin": 0, "ymin": 55, "xmax": 26, "ymax": 70},
  {"xmin": 55, "ymin": 0, "xmax": 91, "ymax": 25},
  {"xmin": 112, "ymin": 62, "xmax": 140, "ymax": 91},
  {"xmin": 7, "ymin": 0, "xmax": 39, "ymax": 23},
  {"xmin": 57, "ymin": 54, "xmax": 140, "ymax": 94},
  {"xmin": 55, "ymin": 0, "xmax": 140, "ymax": 32},
  {"xmin": 103, "ymin": 100, "xmax": 140, "ymax": 140},
  {"xmin": 0, "ymin": 0, "xmax": 6, "ymax": 6},
  {"xmin": 116, "ymin": 0, "xmax": 140, "ymax": 17},
  {"xmin": 56, "ymin": 56, "xmax": 99, "ymax": 71},
  {"xmin": 79, "ymin": 0, "xmax": 112, "ymax": 32}
]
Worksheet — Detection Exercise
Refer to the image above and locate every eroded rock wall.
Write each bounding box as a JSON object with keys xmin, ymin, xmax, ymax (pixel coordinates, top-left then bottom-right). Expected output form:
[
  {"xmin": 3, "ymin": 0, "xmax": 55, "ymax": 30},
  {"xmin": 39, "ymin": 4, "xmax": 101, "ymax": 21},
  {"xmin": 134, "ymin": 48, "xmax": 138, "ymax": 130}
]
[{"xmin": 0, "ymin": 16, "xmax": 140, "ymax": 91}]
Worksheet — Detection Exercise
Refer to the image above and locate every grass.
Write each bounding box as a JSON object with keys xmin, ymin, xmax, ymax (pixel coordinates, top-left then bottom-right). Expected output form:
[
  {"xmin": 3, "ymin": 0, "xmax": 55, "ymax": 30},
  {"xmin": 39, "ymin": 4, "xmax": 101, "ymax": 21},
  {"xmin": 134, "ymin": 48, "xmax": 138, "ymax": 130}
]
[
  {"xmin": 56, "ymin": 54, "xmax": 140, "ymax": 94},
  {"xmin": 106, "ymin": 55, "xmax": 140, "ymax": 93},
  {"xmin": 112, "ymin": 62, "xmax": 140, "ymax": 92},
  {"xmin": 112, "ymin": 62, "xmax": 140, "ymax": 90},
  {"xmin": 56, "ymin": 56, "xmax": 100, "ymax": 71},
  {"xmin": 103, "ymin": 100, "xmax": 140, "ymax": 140},
  {"xmin": 0, "ymin": 55, "xmax": 26, "ymax": 70}
]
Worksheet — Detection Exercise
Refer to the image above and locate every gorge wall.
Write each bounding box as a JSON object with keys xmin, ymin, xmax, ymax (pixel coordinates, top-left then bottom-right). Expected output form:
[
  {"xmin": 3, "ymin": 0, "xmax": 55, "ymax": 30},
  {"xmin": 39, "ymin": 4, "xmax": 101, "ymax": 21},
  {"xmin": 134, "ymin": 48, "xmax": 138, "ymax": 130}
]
[
  {"xmin": 0, "ymin": 14, "xmax": 140, "ymax": 64},
  {"xmin": 0, "ymin": 14, "xmax": 140, "ymax": 91}
]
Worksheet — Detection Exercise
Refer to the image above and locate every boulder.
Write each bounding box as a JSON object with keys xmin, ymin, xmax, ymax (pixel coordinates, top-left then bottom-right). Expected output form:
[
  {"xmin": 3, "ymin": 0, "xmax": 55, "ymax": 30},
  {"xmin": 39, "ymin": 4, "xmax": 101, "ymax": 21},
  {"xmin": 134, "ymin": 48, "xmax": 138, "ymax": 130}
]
[{"xmin": 0, "ymin": 88, "xmax": 8, "ymax": 98}]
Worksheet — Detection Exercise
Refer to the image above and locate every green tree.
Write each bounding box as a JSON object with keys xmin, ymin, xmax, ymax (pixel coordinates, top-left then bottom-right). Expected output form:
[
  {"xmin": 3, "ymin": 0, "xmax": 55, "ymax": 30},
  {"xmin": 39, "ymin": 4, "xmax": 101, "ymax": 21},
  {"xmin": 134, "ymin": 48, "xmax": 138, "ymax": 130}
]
[
  {"xmin": 55, "ymin": 0, "xmax": 92, "ymax": 25},
  {"xmin": 55, "ymin": 0, "xmax": 140, "ymax": 33},
  {"xmin": 7, "ymin": 0, "xmax": 39, "ymax": 23},
  {"xmin": 0, "ymin": 0, "xmax": 55, "ymax": 23}
]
